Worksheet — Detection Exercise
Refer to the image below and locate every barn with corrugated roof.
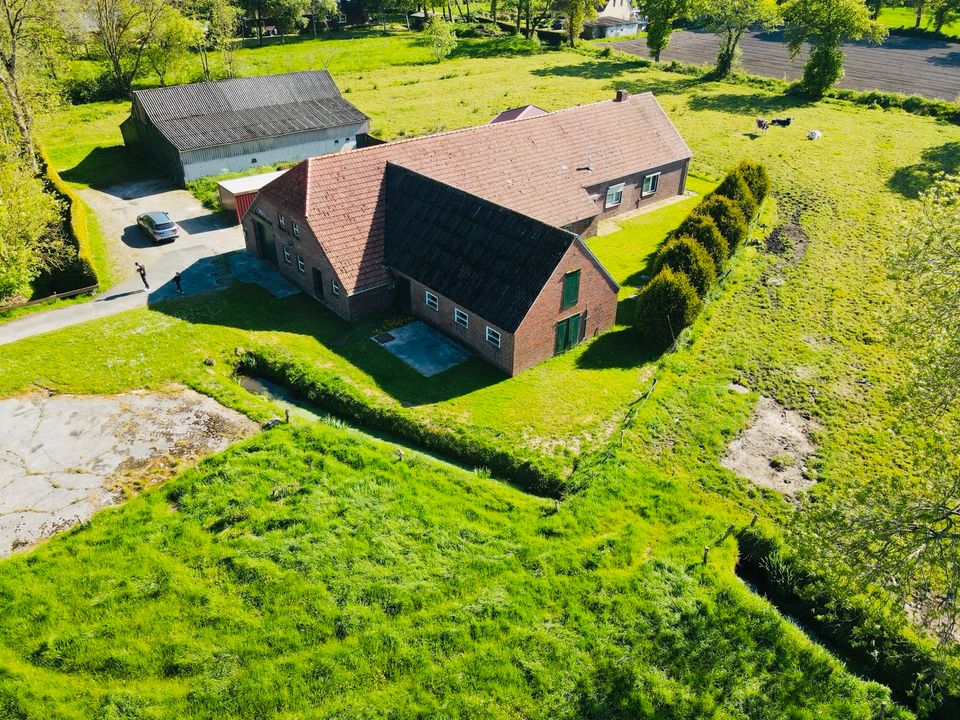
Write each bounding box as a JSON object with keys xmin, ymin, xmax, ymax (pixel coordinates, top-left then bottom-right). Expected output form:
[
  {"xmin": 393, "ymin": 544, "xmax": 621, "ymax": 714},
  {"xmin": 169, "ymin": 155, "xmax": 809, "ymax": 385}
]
[{"xmin": 120, "ymin": 70, "xmax": 369, "ymax": 186}]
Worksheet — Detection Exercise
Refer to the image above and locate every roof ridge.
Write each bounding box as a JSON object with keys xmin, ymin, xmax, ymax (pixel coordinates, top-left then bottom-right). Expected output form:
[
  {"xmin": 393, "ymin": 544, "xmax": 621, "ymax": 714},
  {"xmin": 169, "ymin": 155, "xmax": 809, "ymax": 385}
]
[
  {"xmin": 131, "ymin": 69, "xmax": 333, "ymax": 97},
  {"xmin": 304, "ymin": 93, "xmax": 656, "ymax": 166}
]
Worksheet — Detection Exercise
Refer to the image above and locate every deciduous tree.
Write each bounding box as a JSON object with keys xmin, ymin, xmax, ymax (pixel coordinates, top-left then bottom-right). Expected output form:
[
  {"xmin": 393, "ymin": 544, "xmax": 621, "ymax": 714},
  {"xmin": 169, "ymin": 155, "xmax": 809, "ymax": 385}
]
[
  {"xmin": 0, "ymin": 144, "xmax": 64, "ymax": 302},
  {"xmin": 422, "ymin": 15, "xmax": 456, "ymax": 59},
  {"xmin": 781, "ymin": 0, "xmax": 886, "ymax": 96},
  {"xmin": 192, "ymin": 0, "xmax": 241, "ymax": 79},
  {"xmin": 639, "ymin": 0, "xmax": 687, "ymax": 61},
  {"xmin": 88, "ymin": 0, "xmax": 170, "ymax": 95},
  {"xmin": 694, "ymin": 0, "xmax": 778, "ymax": 76},
  {"xmin": 145, "ymin": 8, "xmax": 204, "ymax": 85},
  {"xmin": 557, "ymin": 0, "xmax": 595, "ymax": 46},
  {"xmin": 268, "ymin": 0, "xmax": 309, "ymax": 41}
]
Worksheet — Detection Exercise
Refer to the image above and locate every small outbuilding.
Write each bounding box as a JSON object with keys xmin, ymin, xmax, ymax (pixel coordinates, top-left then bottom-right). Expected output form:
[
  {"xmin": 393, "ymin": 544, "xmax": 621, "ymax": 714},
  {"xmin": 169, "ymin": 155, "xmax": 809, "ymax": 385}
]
[
  {"xmin": 217, "ymin": 169, "xmax": 287, "ymax": 224},
  {"xmin": 582, "ymin": 16, "xmax": 641, "ymax": 39},
  {"xmin": 120, "ymin": 70, "xmax": 369, "ymax": 186}
]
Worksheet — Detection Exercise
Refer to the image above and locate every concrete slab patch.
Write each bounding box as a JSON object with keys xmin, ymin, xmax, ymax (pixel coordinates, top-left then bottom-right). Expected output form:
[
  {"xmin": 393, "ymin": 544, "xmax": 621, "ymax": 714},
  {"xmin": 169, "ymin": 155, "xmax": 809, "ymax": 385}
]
[
  {"xmin": 228, "ymin": 252, "xmax": 301, "ymax": 298},
  {"xmin": 720, "ymin": 397, "xmax": 819, "ymax": 496},
  {"xmin": 374, "ymin": 321, "xmax": 472, "ymax": 377},
  {"xmin": 0, "ymin": 388, "xmax": 257, "ymax": 557}
]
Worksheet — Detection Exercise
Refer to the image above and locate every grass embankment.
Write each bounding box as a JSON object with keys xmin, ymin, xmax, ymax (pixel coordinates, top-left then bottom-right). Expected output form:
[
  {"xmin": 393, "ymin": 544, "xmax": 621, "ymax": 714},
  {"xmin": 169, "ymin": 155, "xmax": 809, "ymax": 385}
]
[
  {"xmin": 0, "ymin": 422, "xmax": 906, "ymax": 719},
  {"xmin": 11, "ymin": 40, "xmax": 960, "ymax": 715}
]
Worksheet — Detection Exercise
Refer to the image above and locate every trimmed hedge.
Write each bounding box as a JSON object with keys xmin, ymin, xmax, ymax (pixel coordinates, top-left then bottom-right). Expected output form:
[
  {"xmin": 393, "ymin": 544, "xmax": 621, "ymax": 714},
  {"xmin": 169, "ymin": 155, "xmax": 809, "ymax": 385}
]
[
  {"xmin": 738, "ymin": 527, "xmax": 960, "ymax": 719},
  {"xmin": 712, "ymin": 171, "xmax": 758, "ymax": 224},
  {"xmin": 634, "ymin": 267, "xmax": 702, "ymax": 349},
  {"xmin": 654, "ymin": 237, "xmax": 717, "ymax": 298},
  {"xmin": 734, "ymin": 160, "xmax": 771, "ymax": 204},
  {"xmin": 695, "ymin": 194, "xmax": 749, "ymax": 251},
  {"xmin": 674, "ymin": 214, "xmax": 729, "ymax": 267},
  {"xmin": 236, "ymin": 346, "xmax": 569, "ymax": 498},
  {"xmin": 33, "ymin": 150, "xmax": 99, "ymax": 297}
]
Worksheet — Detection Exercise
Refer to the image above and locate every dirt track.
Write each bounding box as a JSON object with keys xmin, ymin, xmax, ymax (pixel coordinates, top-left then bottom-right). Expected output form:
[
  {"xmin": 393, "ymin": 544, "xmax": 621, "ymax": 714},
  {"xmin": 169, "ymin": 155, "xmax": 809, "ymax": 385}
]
[{"xmin": 614, "ymin": 30, "xmax": 960, "ymax": 101}]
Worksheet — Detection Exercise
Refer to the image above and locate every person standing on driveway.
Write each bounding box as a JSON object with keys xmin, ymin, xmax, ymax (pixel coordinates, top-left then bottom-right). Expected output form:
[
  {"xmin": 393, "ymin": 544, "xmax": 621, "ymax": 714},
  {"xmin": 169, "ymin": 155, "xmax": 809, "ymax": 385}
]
[
  {"xmin": 135, "ymin": 262, "xmax": 149, "ymax": 290},
  {"xmin": 173, "ymin": 272, "xmax": 182, "ymax": 293}
]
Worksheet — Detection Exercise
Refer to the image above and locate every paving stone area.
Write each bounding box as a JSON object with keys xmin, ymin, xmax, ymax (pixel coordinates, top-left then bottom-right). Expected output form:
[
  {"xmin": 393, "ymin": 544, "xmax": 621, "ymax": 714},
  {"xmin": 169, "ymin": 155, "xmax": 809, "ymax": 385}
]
[
  {"xmin": 0, "ymin": 389, "xmax": 257, "ymax": 556},
  {"xmin": 374, "ymin": 321, "xmax": 473, "ymax": 377}
]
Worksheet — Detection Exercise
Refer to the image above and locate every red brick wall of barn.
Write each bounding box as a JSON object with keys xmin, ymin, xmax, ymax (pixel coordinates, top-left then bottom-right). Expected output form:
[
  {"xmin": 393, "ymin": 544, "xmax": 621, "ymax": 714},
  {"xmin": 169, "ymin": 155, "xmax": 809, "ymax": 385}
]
[
  {"xmin": 512, "ymin": 240, "xmax": 618, "ymax": 375},
  {"xmin": 400, "ymin": 273, "xmax": 516, "ymax": 375}
]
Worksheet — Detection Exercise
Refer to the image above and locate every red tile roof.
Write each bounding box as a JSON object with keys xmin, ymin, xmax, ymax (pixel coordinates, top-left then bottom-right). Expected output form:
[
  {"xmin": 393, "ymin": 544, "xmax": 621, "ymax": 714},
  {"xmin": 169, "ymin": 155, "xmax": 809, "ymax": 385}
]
[
  {"xmin": 260, "ymin": 92, "xmax": 692, "ymax": 295},
  {"xmin": 489, "ymin": 104, "xmax": 549, "ymax": 123}
]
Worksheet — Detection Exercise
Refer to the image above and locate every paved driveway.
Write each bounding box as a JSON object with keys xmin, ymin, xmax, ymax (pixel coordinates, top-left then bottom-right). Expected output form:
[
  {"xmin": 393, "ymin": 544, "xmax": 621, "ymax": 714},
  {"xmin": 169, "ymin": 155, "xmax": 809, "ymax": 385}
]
[
  {"xmin": 0, "ymin": 177, "xmax": 296, "ymax": 345},
  {"xmin": 615, "ymin": 30, "xmax": 960, "ymax": 101}
]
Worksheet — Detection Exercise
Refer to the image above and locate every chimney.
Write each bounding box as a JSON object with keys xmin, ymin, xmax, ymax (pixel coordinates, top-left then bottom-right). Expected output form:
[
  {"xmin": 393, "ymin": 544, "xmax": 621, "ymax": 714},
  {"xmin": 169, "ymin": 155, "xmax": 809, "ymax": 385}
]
[{"xmin": 615, "ymin": 89, "xmax": 629, "ymax": 102}]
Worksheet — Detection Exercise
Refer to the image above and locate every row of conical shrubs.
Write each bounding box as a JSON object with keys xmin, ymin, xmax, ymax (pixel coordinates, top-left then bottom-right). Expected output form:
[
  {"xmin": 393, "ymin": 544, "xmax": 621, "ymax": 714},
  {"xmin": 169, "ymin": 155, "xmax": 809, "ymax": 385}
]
[{"xmin": 635, "ymin": 160, "xmax": 770, "ymax": 348}]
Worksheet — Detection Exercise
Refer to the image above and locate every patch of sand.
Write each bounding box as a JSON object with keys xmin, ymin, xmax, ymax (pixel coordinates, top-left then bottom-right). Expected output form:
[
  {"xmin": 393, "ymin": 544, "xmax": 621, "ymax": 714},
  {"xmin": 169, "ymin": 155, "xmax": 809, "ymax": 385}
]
[
  {"xmin": 0, "ymin": 388, "xmax": 257, "ymax": 556},
  {"xmin": 721, "ymin": 397, "xmax": 819, "ymax": 496}
]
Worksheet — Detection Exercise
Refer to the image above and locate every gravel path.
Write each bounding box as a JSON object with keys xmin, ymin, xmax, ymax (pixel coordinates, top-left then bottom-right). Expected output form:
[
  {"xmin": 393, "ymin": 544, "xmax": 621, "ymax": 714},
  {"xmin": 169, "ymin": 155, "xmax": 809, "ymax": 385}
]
[
  {"xmin": 0, "ymin": 388, "xmax": 257, "ymax": 556},
  {"xmin": 615, "ymin": 29, "xmax": 960, "ymax": 101}
]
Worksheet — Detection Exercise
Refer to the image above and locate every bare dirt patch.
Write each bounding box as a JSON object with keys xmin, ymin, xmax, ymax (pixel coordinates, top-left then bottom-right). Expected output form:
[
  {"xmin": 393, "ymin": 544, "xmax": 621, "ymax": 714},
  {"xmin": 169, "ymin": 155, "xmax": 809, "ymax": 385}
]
[
  {"xmin": 721, "ymin": 397, "xmax": 819, "ymax": 496},
  {"xmin": 0, "ymin": 388, "xmax": 257, "ymax": 556}
]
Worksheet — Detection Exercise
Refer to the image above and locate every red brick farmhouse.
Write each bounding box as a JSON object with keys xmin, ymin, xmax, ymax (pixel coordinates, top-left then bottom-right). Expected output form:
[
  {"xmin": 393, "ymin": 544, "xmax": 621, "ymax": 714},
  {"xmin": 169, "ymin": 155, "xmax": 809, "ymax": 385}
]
[{"xmin": 242, "ymin": 91, "xmax": 692, "ymax": 375}]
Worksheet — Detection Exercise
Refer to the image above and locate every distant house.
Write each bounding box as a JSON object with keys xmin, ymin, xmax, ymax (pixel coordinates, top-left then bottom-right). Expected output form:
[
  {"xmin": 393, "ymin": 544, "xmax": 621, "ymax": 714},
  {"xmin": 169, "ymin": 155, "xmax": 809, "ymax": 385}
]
[
  {"xmin": 243, "ymin": 90, "xmax": 692, "ymax": 375},
  {"xmin": 120, "ymin": 71, "xmax": 369, "ymax": 186},
  {"xmin": 489, "ymin": 104, "xmax": 548, "ymax": 123},
  {"xmin": 582, "ymin": 0, "xmax": 646, "ymax": 38}
]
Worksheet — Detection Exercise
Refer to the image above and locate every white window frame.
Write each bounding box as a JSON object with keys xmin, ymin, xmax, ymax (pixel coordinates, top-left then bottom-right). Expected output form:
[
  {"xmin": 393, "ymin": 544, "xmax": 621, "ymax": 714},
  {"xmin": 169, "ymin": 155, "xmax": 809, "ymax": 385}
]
[
  {"xmin": 642, "ymin": 172, "xmax": 661, "ymax": 197},
  {"xmin": 282, "ymin": 245, "xmax": 292, "ymax": 264},
  {"xmin": 425, "ymin": 290, "xmax": 439, "ymax": 311},
  {"xmin": 278, "ymin": 214, "xmax": 286, "ymax": 230},
  {"xmin": 605, "ymin": 182, "xmax": 625, "ymax": 209},
  {"xmin": 331, "ymin": 278, "xmax": 340, "ymax": 296},
  {"xmin": 485, "ymin": 326, "xmax": 501, "ymax": 348},
  {"xmin": 454, "ymin": 308, "xmax": 468, "ymax": 329},
  {"xmin": 292, "ymin": 220, "xmax": 300, "ymax": 239},
  {"xmin": 296, "ymin": 254, "xmax": 305, "ymax": 274}
]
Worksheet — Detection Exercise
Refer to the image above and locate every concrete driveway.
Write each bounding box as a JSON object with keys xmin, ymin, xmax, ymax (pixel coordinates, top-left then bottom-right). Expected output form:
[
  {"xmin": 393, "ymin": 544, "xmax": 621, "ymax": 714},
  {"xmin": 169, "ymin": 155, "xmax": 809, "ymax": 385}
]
[{"xmin": 0, "ymin": 176, "xmax": 297, "ymax": 345}]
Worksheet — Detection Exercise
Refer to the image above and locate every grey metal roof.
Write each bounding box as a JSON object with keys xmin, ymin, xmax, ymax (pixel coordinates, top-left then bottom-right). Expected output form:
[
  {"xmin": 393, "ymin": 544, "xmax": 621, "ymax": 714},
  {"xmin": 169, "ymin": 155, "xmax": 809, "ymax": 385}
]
[
  {"xmin": 132, "ymin": 71, "xmax": 369, "ymax": 152},
  {"xmin": 384, "ymin": 164, "xmax": 580, "ymax": 333}
]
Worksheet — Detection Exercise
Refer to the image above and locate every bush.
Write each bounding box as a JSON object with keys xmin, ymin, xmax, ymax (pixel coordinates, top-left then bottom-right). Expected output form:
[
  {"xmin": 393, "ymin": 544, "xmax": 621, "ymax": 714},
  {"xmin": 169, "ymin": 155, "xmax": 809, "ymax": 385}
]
[
  {"xmin": 712, "ymin": 171, "xmax": 758, "ymax": 222},
  {"xmin": 59, "ymin": 70, "xmax": 124, "ymax": 104},
  {"xmin": 654, "ymin": 237, "xmax": 717, "ymax": 298},
  {"xmin": 695, "ymin": 194, "xmax": 749, "ymax": 251},
  {"xmin": 634, "ymin": 267, "xmax": 702, "ymax": 349},
  {"xmin": 674, "ymin": 214, "xmax": 729, "ymax": 268},
  {"xmin": 236, "ymin": 347, "xmax": 567, "ymax": 498},
  {"xmin": 735, "ymin": 160, "xmax": 771, "ymax": 204}
]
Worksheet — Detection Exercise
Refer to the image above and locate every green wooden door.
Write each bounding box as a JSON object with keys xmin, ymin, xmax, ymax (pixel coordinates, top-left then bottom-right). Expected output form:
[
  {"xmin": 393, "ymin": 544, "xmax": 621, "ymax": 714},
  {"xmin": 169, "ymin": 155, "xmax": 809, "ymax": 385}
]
[
  {"xmin": 253, "ymin": 220, "xmax": 277, "ymax": 266},
  {"xmin": 554, "ymin": 314, "xmax": 581, "ymax": 355}
]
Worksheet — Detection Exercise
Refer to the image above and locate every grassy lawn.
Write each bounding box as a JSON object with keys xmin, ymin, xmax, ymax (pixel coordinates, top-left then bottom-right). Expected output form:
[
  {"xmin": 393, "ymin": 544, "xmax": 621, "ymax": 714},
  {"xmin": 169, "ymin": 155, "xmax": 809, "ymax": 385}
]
[
  {"xmin": 7, "ymin": 36, "xmax": 960, "ymax": 717},
  {"xmin": 879, "ymin": 6, "xmax": 960, "ymax": 38}
]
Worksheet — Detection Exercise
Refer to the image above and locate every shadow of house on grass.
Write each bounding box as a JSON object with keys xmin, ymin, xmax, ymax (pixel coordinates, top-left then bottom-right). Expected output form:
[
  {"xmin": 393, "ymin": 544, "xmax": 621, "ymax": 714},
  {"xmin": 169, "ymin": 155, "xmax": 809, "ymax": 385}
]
[
  {"xmin": 151, "ymin": 276, "xmax": 503, "ymax": 407},
  {"xmin": 887, "ymin": 141, "xmax": 960, "ymax": 199}
]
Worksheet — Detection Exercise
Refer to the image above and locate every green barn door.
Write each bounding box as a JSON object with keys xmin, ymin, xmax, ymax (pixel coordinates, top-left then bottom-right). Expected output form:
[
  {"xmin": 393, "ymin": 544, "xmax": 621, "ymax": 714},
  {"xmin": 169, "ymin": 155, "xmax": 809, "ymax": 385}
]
[
  {"xmin": 554, "ymin": 313, "xmax": 581, "ymax": 355},
  {"xmin": 253, "ymin": 219, "xmax": 277, "ymax": 266}
]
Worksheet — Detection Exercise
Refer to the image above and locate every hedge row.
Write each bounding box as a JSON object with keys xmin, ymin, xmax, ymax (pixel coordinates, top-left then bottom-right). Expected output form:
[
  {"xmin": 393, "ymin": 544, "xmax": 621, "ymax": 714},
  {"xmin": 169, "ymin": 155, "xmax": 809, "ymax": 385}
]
[
  {"xmin": 236, "ymin": 346, "xmax": 569, "ymax": 498},
  {"xmin": 635, "ymin": 161, "xmax": 769, "ymax": 348},
  {"xmin": 33, "ymin": 150, "xmax": 99, "ymax": 297},
  {"xmin": 738, "ymin": 527, "xmax": 960, "ymax": 719}
]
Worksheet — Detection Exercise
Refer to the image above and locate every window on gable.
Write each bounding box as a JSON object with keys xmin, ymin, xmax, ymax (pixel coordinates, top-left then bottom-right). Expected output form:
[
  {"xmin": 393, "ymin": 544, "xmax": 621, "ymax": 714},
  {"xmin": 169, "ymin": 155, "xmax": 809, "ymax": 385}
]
[
  {"xmin": 282, "ymin": 245, "xmax": 292, "ymax": 264},
  {"xmin": 292, "ymin": 221, "xmax": 300, "ymax": 239},
  {"xmin": 642, "ymin": 172, "xmax": 661, "ymax": 196},
  {"xmin": 605, "ymin": 183, "xmax": 625, "ymax": 208},
  {"xmin": 562, "ymin": 269, "xmax": 581, "ymax": 310},
  {"xmin": 425, "ymin": 290, "xmax": 439, "ymax": 311},
  {"xmin": 331, "ymin": 278, "xmax": 341, "ymax": 296},
  {"xmin": 278, "ymin": 214, "xmax": 286, "ymax": 230},
  {"xmin": 486, "ymin": 326, "xmax": 501, "ymax": 348},
  {"xmin": 296, "ymin": 254, "xmax": 305, "ymax": 274},
  {"xmin": 454, "ymin": 308, "xmax": 468, "ymax": 328}
]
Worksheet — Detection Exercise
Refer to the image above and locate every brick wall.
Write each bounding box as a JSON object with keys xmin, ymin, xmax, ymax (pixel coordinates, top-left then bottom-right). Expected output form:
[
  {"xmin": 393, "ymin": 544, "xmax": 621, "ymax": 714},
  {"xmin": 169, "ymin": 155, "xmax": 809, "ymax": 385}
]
[
  {"xmin": 402, "ymin": 273, "xmax": 515, "ymax": 375},
  {"xmin": 580, "ymin": 158, "xmax": 689, "ymax": 237},
  {"xmin": 242, "ymin": 194, "xmax": 352, "ymax": 321},
  {"xmin": 512, "ymin": 239, "xmax": 618, "ymax": 374}
]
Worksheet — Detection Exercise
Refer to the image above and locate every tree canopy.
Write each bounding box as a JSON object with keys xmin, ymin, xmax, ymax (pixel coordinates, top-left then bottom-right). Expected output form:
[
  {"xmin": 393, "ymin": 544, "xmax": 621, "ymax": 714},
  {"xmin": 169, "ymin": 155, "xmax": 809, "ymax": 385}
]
[{"xmin": 694, "ymin": 0, "xmax": 779, "ymax": 76}]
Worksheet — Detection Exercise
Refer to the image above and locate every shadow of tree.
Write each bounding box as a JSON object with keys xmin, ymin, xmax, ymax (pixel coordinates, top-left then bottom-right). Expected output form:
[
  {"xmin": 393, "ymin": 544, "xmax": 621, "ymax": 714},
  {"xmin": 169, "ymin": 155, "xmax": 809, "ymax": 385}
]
[
  {"xmin": 926, "ymin": 50, "xmax": 960, "ymax": 67},
  {"xmin": 687, "ymin": 91, "xmax": 817, "ymax": 115},
  {"xmin": 576, "ymin": 325, "xmax": 658, "ymax": 369},
  {"xmin": 887, "ymin": 141, "xmax": 960, "ymax": 199},
  {"xmin": 153, "ymin": 282, "xmax": 503, "ymax": 405}
]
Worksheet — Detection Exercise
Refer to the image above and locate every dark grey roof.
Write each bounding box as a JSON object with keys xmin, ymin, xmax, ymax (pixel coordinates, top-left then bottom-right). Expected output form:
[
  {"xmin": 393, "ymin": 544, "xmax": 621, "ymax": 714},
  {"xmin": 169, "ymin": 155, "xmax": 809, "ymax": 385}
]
[
  {"xmin": 384, "ymin": 164, "xmax": 579, "ymax": 333},
  {"xmin": 132, "ymin": 71, "xmax": 368, "ymax": 152}
]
